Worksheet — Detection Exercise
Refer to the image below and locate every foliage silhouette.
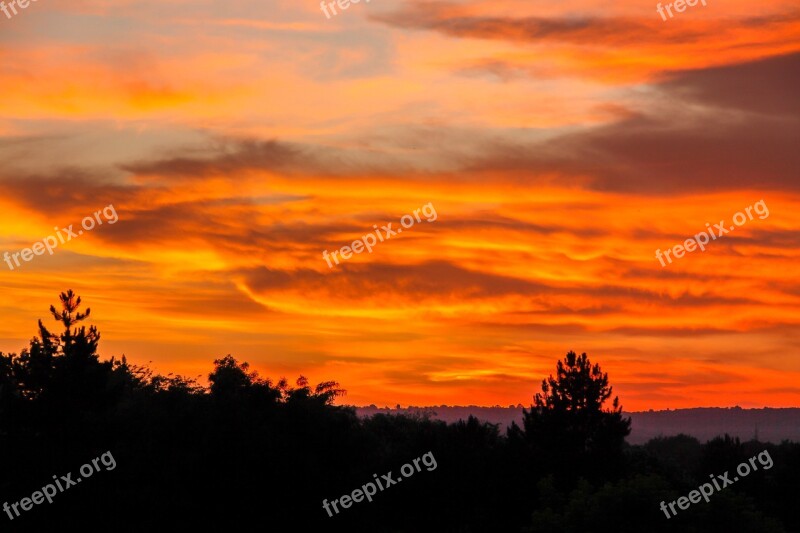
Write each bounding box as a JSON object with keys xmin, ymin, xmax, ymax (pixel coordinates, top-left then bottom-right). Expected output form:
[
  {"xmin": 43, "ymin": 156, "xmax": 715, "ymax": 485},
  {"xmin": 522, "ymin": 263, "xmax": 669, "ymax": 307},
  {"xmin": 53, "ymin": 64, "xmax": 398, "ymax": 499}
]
[
  {"xmin": 0, "ymin": 292, "xmax": 797, "ymax": 533},
  {"xmin": 509, "ymin": 351, "xmax": 632, "ymax": 488}
]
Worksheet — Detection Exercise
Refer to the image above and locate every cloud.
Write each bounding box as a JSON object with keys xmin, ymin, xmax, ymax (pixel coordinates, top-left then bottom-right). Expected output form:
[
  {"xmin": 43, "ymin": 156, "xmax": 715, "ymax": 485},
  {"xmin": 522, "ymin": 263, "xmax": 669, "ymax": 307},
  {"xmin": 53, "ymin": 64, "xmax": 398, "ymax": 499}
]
[
  {"xmin": 659, "ymin": 51, "xmax": 800, "ymax": 117},
  {"xmin": 237, "ymin": 260, "xmax": 759, "ymax": 318},
  {"xmin": 373, "ymin": 2, "xmax": 800, "ymax": 48},
  {"xmin": 240, "ymin": 261, "xmax": 554, "ymax": 304},
  {"xmin": 373, "ymin": 5, "xmax": 661, "ymax": 46},
  {"xmin": 465, "ymin": 52, "xmax": 800, "ymax": 193},
  {"xmin": 120, "ymin": 139, "xmax": 303, "ymax": 179},
  {"xmin": 0, "ymin": 170, "xmax": 133, "ymax": 217},
  {"xmin": 372, "ymin": 2, "xmax": 800, "ymax": 84}
]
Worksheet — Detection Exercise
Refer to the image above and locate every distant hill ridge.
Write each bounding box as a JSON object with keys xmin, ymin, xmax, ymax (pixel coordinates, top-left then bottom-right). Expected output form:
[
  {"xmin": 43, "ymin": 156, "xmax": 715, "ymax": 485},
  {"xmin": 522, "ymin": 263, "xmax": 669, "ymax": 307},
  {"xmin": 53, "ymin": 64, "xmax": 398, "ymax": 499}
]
[{"xmin": 355, "ymin": 406, "xmax": 800, "ymax": 445}]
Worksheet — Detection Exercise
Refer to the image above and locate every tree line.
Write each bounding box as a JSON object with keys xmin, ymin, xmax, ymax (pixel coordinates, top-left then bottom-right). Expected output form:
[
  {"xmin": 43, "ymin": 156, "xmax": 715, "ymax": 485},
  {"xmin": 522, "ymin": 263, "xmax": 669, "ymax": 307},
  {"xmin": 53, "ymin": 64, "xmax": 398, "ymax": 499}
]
[{"xmin": 0, "ymin": 291, "xmax": 797, "ymax": 532}]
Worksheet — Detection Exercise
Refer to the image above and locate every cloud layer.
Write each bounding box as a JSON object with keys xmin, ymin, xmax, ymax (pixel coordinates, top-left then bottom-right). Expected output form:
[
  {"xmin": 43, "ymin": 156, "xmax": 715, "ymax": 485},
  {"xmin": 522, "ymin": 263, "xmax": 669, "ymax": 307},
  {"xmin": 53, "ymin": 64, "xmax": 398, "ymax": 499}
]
[{"xmin": 1, "ymin": 0, "xmax": 799, "ymax": 409}]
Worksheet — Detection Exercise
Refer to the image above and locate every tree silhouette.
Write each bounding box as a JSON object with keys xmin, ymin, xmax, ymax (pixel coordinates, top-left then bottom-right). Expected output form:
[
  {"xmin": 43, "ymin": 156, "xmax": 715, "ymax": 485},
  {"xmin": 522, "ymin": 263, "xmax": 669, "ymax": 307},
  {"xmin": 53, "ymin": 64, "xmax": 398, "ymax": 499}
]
[
  {"xmin": 37, "ymin": 289, "xmax": 100, "ymax": 359},
  {"xmin": 25, "ymin": 290, "xmax": 112, "ymax": 411},
  {"xmin": 510, "ymin": 351, "xmax": 631, "ymax": 484},
  {"xmin": 534, "ymin": 351, "xmax": 619, "ymax": 413},
  {"xmin": 277, "ymin": 375, "xmax": 346, "ymax": 405},
  {"xmin": 208, "ymin": 355, "xmax": 345, "ymax": 405},
  {"xmin": 209, "ymin": 354, "xmax": 261, "ymax": 397},
  {"xmin": 12, "ymin": 338, "xmax": 54, "ymax": 400},
  {"xmin": 1, "ymin": 294, "xmax": 797, "ymax": 532}
]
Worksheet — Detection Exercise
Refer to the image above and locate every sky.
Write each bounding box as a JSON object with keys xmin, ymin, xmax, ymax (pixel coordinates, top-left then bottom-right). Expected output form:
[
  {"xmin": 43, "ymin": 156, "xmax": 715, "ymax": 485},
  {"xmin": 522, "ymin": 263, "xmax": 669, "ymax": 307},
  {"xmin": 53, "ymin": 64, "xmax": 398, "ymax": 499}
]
[{"xmin": 1, "ymin": 0, "xmax": 799, "ymax": 410}]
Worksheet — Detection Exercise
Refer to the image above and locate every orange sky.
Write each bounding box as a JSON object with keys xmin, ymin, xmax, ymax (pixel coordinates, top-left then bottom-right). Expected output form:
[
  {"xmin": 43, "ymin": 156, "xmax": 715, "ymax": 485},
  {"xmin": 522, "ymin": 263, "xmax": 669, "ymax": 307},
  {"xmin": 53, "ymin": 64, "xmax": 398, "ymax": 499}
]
[{"xmin": 1, "ymin": 0, "xmax": 799, "ymax": 410}]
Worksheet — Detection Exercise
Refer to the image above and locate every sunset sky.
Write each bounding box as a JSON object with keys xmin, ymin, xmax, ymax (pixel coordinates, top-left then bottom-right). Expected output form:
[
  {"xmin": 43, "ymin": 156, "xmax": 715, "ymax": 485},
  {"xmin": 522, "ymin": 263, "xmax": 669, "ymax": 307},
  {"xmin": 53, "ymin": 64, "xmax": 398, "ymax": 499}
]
[{"xmin": 1, "ymin": 0, "xmax": 799, "ymax": 410}]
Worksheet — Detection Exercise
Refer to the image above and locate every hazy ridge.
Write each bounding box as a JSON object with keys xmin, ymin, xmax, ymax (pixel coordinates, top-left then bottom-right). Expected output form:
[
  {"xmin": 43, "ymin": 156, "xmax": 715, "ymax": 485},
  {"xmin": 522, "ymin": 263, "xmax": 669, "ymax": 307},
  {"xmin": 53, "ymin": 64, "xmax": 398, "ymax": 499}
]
[{"xmin": 356, "ymin": 406, "xmax": 800, "ymax": 444}]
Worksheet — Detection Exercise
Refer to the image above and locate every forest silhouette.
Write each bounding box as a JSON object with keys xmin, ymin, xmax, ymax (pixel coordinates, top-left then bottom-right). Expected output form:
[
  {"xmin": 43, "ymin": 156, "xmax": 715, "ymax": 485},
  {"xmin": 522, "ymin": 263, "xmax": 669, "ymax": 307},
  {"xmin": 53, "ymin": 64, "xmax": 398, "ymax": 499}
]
[{"xmin": 0, "ymin": 291, "xmax": 797, "ymax": 532}]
